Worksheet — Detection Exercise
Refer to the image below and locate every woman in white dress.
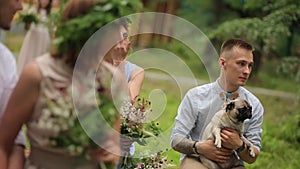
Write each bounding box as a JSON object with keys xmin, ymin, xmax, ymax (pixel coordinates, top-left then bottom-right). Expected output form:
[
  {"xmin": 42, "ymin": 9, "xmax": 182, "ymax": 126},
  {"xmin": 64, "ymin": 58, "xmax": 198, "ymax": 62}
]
[{"xmin": 17, "ymin": 0, "xmax": 52, "ymax": 74}]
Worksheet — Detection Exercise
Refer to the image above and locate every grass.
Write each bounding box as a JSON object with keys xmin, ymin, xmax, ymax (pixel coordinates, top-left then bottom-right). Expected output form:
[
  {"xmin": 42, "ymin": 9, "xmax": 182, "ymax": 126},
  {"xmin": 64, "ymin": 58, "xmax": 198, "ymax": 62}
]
[
  {"xmin": 135, "ymin": 77, "xmax": 182, "ymax": 167},
  {"xmin": 3, "ymin": 32, "xmax": 24, "ymax": 59},
  {"xmin": 245, "ymin": 95, "xmax": 300, "ymax": 169},
  {"xmin": 137, "ymin": 73, "xmax": 299, "ymax": 168}
]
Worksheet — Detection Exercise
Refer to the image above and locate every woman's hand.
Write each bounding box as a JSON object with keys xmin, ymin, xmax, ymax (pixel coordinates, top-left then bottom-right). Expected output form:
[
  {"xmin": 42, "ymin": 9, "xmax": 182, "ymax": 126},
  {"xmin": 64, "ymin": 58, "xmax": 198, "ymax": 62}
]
[
  {"xmin": 120, "ymin": 135, "xmax": 134, "ymax": 152},
  {"xmin": 89, "ymin": 132, "xmax": 120, "ymax": 164},
  {"xmin": 89, "ymin": 140, "xmax": 120, "ymax": 164}
]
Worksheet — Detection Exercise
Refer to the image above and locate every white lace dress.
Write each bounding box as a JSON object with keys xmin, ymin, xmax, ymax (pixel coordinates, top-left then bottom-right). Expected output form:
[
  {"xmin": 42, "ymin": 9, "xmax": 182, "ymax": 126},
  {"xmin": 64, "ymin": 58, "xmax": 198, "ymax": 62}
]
[{"xmin": 17, "ymin": 9, "xmax": 51, "ymax": 74}]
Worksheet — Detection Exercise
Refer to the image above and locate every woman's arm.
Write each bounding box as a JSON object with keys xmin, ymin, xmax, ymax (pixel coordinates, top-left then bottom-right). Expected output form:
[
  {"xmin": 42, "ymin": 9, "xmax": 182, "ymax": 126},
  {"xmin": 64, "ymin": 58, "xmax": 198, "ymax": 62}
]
[
  {"xmin": 128, "ymin": 67, "xmax": 144, "ymax": 103},
  {"xmin": 0, "ymin": 62, "xmax": 41, "ymax": 168}
]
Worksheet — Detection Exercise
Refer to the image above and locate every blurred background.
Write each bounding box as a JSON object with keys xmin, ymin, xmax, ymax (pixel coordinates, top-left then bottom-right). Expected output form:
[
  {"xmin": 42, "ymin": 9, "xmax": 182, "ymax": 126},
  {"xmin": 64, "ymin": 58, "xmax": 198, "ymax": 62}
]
[{"xmin": 1, "ymin": 0, "xmax": 299, "ymax": 168}]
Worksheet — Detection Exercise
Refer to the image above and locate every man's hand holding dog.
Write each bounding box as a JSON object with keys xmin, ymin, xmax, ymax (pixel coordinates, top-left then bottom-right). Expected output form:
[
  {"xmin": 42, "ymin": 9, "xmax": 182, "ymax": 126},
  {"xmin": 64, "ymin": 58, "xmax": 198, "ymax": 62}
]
[
  {"xmin": 220, "ymin": 128, "xmax": 243, "ymax": 150},
  {"xmin": 221, "ymin": 128, "xmax": 259, "ymax": 164},
  {"xmin": 197, "ymin": 139, "xmax": 232, "ymax": 163}
]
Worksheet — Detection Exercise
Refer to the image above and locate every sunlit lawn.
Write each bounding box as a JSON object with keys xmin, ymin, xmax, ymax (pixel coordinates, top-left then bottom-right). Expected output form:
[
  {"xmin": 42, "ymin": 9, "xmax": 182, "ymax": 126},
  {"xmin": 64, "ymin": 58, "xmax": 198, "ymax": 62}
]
[{"xmin": 3, "ymin": 32, "xmax": 24, "ymax": 59}]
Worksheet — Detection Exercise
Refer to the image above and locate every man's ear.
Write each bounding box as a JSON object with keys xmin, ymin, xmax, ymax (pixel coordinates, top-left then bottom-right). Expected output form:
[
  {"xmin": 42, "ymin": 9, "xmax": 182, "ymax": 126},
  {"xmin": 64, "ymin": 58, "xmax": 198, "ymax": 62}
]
[
  {"xmin": 219, "ymin": 57, "xmax": 225, "ymax": 68},
  {"xmin": 226, "ymin": 102, "xmax": 235, "ymax": 112}
]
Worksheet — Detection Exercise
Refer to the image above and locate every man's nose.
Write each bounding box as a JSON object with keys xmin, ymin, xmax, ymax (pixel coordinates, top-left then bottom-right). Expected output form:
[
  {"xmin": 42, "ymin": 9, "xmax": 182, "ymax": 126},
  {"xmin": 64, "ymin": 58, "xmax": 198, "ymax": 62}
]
[
  {"xmin": 244, "ymin": 65, "xmax": 251, "ymax": 74},
  {"xmin": 121, "ymin": 40, "xmax": 131, "ymax": 52}
]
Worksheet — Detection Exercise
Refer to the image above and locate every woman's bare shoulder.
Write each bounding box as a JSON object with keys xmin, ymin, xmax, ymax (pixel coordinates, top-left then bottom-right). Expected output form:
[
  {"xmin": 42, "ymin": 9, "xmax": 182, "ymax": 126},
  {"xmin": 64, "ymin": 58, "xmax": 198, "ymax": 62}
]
[{"xmin": 19, "ymin": 62, "xmax": 42, "ymax": 84}]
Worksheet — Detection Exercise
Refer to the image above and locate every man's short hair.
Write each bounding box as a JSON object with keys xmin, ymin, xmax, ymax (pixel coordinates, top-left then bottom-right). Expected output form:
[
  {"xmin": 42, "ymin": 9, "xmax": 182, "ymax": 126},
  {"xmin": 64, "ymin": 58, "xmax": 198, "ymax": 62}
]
[{"xmin": 220, "ymin": 38, "xmax": 254, "ymax": 54}]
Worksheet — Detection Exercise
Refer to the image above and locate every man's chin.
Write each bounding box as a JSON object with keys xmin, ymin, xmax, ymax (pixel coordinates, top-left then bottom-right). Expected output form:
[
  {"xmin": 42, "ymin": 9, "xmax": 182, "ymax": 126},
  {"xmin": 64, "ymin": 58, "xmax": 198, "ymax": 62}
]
[
  {"xmin": 239, "ymin": 82, "xmax": 247, "ymax": 86},
  {"xmin": 237, "ymin": 80, "xmax": 247, "ymax": 86}
]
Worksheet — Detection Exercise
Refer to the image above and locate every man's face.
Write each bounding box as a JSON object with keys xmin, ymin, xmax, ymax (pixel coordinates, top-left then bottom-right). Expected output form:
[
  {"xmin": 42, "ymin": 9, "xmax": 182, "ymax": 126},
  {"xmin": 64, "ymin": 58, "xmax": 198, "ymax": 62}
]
[
  {"xmin": 0, "ymin": 0, "xmax": 23, "ymax": 30},
  {"xmin": 221, "ymin": 47, "xmax": 254, "ymax": 88}
]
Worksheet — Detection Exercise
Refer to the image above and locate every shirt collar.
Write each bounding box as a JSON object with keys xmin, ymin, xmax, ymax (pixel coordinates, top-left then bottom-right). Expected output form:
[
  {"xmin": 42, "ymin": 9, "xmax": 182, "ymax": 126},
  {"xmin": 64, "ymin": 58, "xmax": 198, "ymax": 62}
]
[{"xmin": 213, "ymin": 78, "xmax": 241, "ymax": 100}]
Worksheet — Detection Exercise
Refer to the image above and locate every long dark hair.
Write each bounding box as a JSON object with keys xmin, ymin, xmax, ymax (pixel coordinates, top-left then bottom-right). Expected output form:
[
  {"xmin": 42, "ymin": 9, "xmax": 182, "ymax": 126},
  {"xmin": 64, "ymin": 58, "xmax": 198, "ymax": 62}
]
[
  {"xmin": 37, "ymin": 0, "xmax": 53, "ymax": 15},
  {"xmin": 53, "ymin": 0, "xmax": 140, "ymax": 68}
]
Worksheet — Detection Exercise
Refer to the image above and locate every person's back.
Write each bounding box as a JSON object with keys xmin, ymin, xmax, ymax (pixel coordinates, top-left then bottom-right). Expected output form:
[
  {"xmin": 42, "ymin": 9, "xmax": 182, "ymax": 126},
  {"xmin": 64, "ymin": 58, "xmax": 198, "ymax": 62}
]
[{"xmin": 25, "ymin": 53, "xmax": 99, "ymax": 169}]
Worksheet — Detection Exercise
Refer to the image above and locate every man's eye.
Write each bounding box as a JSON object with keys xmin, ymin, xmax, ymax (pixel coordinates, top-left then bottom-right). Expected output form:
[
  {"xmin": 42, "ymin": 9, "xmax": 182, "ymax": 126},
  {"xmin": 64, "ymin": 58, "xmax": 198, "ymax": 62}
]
[{"xmin": 237, "ymin": 62, "xmax": 245, "ymax": 66}]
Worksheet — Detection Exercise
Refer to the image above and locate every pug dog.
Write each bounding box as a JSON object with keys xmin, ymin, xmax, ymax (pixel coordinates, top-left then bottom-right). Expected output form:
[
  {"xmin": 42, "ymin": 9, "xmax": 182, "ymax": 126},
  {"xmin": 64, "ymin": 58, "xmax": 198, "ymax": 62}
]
[{"xmin": 199, "ymin": 98, "xmax": 255, "ymax": 169}]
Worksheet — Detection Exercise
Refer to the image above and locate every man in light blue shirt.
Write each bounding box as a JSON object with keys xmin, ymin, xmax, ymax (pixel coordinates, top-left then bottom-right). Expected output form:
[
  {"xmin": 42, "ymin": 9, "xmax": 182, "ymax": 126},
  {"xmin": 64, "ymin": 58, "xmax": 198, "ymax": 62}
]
[{"xmin": 171, "ymin": 38, "xmax": 263, "ymax": 169}]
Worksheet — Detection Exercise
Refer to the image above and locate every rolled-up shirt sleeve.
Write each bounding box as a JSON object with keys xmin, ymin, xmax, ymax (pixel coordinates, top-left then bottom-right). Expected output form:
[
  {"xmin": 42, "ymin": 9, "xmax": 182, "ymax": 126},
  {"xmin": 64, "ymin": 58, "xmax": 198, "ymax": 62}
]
[
  {"xmin": 170, "ymin": 90, "xmax": 198, "ymax": 146},
  {"xmin": 244, "ymin": 98, "xmax": 264, "ymax": 151}
]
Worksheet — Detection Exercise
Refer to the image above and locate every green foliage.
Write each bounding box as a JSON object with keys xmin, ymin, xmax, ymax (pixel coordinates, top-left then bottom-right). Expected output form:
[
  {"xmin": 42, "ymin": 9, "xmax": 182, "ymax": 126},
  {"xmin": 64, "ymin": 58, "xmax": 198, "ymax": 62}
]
[
  {"xmin": 277, "ymin": 56, "xmax": 300, "ymax": 83},
  {"xmin": 17, "ymin": 5, "xmax": 39, "ymax": 30},
  {"xmin": 279, "ymin": 109, "xmax": 300, "ymax": 144},
  {"xmin": 243, "ymin": 0, "xmax": 269, "ymax": 10},
  {"xmin": 208, "ymin": 0, "xmax": 300, "ymax": 58},
  {"xmin": 262, "ymin": 4, "xmax": 300, "ymax": 54},
  {"xmin": 54, "ymin": 0, "xmax": 143, "ymax": 57},
  {"xmin": 178, "ymin": 1, "xmax": 215, "ymax": 30},
  {"xmin": 208, "ymin": 18, "xmax": 262, "ymax": 50},
  {"xmin": 18, "ymin": 13, "xmax": 39, "ymax": 25},
  {"xmin": 246, "ymin": 105, "xmax": 300, "ymax": 169},
  {"xmin": 223, "ymin": 0, "xmax": 246, "ymax": 9}
]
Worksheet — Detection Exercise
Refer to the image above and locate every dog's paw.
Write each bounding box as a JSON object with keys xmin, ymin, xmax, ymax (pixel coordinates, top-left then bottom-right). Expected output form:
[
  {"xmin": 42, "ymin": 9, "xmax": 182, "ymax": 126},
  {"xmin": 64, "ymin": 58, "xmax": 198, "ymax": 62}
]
[
  {"xmin": 214, "ymin": 139, "xmax": 222, "ymax": 149},
  {"xmin": 249, "ymin": 147, "xmax": 255, "ymax": 157}
]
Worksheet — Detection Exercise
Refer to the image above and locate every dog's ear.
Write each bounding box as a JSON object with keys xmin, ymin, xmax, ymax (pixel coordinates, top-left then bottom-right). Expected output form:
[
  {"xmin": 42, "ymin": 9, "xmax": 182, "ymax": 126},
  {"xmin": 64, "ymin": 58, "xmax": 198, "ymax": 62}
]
[{"xmin": 226, "ymin": 102, "xmax": 235, "ymax": 112}]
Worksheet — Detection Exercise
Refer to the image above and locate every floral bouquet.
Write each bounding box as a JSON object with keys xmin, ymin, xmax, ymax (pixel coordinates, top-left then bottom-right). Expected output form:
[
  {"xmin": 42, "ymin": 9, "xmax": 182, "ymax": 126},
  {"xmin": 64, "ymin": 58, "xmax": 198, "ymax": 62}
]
[
  {"xmin": 133, "ymin": 150, "xmax": 175, "ymax": 169},
  {"xmin": 120, "ymin": 98, "xmax": 162, "ymax": 168},
  {"xmin": 16, "ymin": 3, "xmax": 39, "ymax": 30},
  {"xmin": 120, "ymin": 98, "xmax": 161, "ymax": 144}
]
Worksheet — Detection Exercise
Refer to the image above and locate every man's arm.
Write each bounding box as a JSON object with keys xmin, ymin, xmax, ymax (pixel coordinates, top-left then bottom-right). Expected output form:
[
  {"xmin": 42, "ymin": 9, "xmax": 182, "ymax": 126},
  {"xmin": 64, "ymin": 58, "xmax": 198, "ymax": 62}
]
[
  {"xmin": 171, "ymin": 136, "xmax": 195, "ymax": 155},
  {"xmin": 172, "ymin": 135, "xmax": 232, "ymax": 163},
  {"xmin": 236, "ymin": 143, "xmax": 259, "ymax": 164},
  {"xmin": 170, "ymin": 93, "xmax": 198, "ymax": 155}
]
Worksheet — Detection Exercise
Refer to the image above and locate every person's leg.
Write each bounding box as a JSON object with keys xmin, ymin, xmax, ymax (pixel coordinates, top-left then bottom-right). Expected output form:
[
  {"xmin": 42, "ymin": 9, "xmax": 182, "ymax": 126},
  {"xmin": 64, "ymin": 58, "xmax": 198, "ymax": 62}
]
[{"xmin": 180, "ymin": 156, "xmax": 208, "ymax": 169}]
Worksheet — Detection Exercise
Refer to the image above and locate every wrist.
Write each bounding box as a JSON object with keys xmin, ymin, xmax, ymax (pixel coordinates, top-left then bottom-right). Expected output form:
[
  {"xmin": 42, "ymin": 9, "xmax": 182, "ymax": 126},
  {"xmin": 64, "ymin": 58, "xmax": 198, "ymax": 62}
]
[
  {"xmin": 235, "ymin": 141, "xmax": 245, "ymax": 153},
  {"xmin": 192, "ymin": 141, "xmax": 200, "ymax": 154}
]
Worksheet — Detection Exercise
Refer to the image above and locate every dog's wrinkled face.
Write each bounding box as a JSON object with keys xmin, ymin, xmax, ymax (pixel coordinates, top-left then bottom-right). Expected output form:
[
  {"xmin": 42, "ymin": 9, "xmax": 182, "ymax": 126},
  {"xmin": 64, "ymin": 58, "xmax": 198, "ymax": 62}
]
[{"xmin": 225, "ymin": 98, "xmax": 252, "ymax": 123}]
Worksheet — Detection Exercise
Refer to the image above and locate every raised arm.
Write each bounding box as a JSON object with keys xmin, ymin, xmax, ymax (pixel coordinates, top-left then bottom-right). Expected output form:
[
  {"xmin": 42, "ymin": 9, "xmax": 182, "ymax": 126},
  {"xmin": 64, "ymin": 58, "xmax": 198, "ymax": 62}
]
[
  {"xmin": 128, "ymin": 66, "xmax": 144, "ymax": 103},
  {"xmin": 0, "ymin": 62, "xmax": 41, "ymax": 168}
]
